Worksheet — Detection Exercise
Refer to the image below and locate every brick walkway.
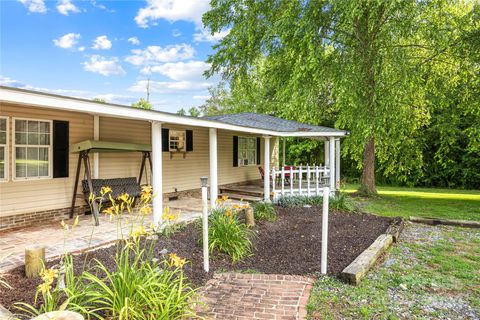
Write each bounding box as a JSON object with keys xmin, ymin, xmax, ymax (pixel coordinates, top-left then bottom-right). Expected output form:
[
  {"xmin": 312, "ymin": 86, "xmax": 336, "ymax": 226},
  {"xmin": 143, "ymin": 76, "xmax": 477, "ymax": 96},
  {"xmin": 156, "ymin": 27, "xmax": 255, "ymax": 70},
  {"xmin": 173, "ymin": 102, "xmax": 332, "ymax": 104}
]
[{"xmin": 197, "ymin": 273, "xmax": 315, "ymax": 320}]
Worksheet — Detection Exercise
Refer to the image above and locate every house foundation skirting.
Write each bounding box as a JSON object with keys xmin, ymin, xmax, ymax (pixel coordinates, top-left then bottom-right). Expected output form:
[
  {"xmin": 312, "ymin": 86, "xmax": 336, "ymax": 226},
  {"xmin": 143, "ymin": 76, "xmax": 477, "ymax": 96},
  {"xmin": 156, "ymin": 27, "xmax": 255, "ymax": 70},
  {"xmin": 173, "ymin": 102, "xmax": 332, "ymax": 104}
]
[{"xmin": 0, "ymin": 206, "xmax": 88, "ymax": 232}]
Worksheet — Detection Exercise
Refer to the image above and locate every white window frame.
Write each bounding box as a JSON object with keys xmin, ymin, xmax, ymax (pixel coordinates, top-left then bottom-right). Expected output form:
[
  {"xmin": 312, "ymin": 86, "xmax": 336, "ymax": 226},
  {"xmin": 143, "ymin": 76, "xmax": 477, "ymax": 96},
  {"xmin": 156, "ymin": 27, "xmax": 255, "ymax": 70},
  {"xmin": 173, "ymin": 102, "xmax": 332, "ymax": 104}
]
[
  {"xmin": 169, "ymin": 130, "xmax": 186, "ymax": 152},
  {"xmin": 0, "ymin": 116, "xmax": 8, "ymax": 182},
  {"xmin": 12, "ymin": 117, "xmax": 53, "ymax": 181},
  {"xmin": 238, "ymin": 136, "xmax": 257, "ymax": 167}
]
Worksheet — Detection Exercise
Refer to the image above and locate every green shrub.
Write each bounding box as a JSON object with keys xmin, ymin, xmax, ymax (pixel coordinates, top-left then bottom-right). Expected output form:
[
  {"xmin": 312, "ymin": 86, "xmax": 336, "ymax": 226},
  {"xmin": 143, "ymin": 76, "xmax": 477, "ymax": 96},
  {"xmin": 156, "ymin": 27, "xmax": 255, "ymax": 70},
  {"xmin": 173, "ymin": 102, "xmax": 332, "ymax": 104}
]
[
  {"xmin": 329, "ymin": 193, "xmax": 355, "ymax": 212},
  {"xmin": 277, "ymin": 193, "xmax": 355, "ymax": 211},
  {"xmin": 253, "ymin": 201, "xmax": 277, "ymax": 221},
  {"xmin": 277, "ymin": 195, "xmax": 323, "ymax": 208},
  {"xmin": 205, "ymin": 207, "xmax": 255, "ymax": 262}
]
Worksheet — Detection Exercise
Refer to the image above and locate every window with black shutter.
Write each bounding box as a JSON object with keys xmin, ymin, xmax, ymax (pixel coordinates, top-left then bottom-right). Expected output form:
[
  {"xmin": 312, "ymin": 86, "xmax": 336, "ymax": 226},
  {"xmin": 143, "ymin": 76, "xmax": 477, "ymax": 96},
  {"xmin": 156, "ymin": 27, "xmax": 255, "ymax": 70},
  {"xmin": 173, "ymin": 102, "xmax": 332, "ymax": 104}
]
[{"xmin": 53, "ymin": 120, "xmax": 69, "ymax": 178}]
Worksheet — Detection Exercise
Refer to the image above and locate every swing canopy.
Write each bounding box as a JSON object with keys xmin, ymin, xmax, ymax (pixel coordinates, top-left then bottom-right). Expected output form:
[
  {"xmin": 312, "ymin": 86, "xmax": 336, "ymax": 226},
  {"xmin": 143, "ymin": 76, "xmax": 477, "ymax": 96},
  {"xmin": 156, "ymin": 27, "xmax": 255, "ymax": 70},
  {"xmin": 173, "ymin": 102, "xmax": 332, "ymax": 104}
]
[{"xmin": 70, "ymin": 140, "xmax": 151, "ymax": 153}]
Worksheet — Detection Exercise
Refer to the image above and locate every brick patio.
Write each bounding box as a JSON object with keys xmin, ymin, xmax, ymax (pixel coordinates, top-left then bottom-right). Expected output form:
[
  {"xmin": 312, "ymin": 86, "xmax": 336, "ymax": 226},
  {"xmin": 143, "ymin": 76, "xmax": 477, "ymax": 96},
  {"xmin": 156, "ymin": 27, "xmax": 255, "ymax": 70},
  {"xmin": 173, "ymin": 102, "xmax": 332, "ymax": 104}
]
[{"xmin": 196, "ymin": 273, "xmax": 315, "ymax": 320}]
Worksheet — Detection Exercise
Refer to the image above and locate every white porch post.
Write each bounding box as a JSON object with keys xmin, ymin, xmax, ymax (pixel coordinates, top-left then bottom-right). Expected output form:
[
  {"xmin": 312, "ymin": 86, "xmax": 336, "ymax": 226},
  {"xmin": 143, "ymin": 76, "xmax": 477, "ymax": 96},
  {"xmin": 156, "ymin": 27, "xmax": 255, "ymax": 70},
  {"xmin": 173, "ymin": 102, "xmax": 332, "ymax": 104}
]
[
  {"xmin": 282, "ymin": 137, "xmax": 286, "ymax": 166},
  {"xmin": 329, "ymin": 137, "xmax": 335, "ymax": 192},
  {"xmin": 335, "ymin": 138, "xmax": 341, "ymax": 191},
  {"xmin": 209, "ymin": 128, "xmax": 218, "ymax": 208},
  {"xmin": 93, "ymin": 115, "xmax": 100, "ymax": 179},
  {"xmin": 263, "ymin": 135, "xmax": 271, "ymax": 202},
  {"xmin": 151, "ymin": 121, "xmax": 163, "ymax": 227},
  {"xmin": 324, "ymin": 139, "xmax": 330, "ymax": 167}
]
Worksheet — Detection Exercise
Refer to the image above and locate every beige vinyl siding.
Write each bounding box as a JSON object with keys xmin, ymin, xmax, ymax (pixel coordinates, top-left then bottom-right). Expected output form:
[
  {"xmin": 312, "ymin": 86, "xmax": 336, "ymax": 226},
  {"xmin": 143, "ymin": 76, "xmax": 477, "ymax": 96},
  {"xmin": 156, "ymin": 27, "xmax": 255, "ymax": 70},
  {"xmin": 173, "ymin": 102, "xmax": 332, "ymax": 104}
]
[
  {"xmin": 0, "ymin": 103, "xmax": 93, "ymax": 217},
  {"xmin": 98, "ymin": 117, "xmax": 151, "ymax": 184},
  {"xmin": 0, "ymin": 103, "xmax": 273, "ymax": 218}
]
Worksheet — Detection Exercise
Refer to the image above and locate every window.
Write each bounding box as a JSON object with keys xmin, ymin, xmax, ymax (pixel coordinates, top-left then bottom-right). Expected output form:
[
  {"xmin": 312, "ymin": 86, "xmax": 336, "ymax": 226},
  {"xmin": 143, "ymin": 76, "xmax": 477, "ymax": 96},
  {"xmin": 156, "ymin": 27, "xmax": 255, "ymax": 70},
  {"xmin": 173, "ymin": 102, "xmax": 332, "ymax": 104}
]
[
  {"xmin": 169, "ymin": 130, "xmax": 186, "ymax": 152},
  {"xmin": 238, "ymin": 137, "xmax": 257, "ymax": 166},
  {"xmin": 0, "ymin": 117, "xmax": 7, "ymax": 181},
  {"xmin": 13, "ymin": 118, "xmax": 52, "ymax": 180}
]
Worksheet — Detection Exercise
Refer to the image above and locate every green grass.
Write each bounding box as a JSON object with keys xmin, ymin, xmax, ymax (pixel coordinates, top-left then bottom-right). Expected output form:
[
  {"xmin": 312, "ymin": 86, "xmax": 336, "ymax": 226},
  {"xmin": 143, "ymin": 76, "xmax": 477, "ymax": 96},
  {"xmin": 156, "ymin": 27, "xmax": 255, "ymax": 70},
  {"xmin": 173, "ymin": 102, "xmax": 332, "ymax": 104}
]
[
  {"xmin": 344, "ymin": 184, "xmax": 480, "ymax": 221},
  {"xmin": 307, "ymin": 225, "xmax": 480, "ymax": 319}
]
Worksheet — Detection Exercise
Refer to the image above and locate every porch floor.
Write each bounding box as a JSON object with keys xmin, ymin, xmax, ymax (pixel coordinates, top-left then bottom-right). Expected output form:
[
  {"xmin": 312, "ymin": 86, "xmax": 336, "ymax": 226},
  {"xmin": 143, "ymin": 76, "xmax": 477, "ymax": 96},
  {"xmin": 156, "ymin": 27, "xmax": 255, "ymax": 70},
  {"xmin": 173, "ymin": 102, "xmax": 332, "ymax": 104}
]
[{"xmin": 0, "ymin": 199, "xmax": 204, "ymax": 274}]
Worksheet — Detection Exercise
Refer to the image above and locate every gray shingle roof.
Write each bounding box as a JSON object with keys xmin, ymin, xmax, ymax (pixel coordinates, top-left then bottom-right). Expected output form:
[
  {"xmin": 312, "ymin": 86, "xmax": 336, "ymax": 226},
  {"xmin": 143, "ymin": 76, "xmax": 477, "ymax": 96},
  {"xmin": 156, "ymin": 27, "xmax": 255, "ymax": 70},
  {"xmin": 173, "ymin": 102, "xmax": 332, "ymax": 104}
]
[{"xmin": 204, "ymin": 112, "xmax": 345, "ymax": 134}]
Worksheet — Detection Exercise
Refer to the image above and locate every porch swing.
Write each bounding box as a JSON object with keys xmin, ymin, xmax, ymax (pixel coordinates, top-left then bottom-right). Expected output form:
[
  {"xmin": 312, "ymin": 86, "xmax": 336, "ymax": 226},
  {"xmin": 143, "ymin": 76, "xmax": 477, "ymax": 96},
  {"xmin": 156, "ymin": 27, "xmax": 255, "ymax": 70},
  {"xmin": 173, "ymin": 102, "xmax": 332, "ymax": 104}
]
[{"xmin": 69, "ymin": 140, "xmax": 152, "ymax": 226}]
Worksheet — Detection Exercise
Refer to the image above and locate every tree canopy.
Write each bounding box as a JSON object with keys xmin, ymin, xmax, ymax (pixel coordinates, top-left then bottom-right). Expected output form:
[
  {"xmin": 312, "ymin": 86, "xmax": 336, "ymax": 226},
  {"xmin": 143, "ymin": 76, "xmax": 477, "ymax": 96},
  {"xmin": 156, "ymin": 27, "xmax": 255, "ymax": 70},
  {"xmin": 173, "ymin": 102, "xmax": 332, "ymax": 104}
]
[{"xmin": 203, "ymin": 0, "xmax": 479, "ymax": 192}]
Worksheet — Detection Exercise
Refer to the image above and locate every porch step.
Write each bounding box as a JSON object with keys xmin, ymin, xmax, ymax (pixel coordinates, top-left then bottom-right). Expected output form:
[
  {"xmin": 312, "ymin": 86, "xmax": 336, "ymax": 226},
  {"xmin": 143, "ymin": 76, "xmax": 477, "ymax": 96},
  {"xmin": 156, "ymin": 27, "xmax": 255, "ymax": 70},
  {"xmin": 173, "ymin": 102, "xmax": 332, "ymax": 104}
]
[
  {"xmin": 219, "ymin": 193, "xmax": 263, "ymax": 202},
  {"xmin": 219, "ymin": 186, "xmax": 264, "ymax": 197}
]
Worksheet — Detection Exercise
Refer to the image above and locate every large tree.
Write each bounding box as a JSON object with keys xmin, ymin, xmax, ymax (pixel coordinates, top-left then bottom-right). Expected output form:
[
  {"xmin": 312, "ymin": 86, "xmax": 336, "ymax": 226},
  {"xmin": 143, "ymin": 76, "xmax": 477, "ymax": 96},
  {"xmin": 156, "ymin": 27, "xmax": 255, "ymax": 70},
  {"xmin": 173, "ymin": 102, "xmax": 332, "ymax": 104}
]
[{"xmin": 203, "ymin": 0, "xmax": 476, "ymax": 194}]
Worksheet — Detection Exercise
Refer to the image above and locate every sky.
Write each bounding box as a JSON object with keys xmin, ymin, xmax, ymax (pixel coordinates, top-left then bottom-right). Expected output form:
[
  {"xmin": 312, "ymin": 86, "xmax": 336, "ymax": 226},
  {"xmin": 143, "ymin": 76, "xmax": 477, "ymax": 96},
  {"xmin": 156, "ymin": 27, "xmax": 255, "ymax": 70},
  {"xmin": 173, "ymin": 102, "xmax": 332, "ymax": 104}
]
[{"xmin": 0, "ymin": 0, "xmax": 225, "ymax": 113}]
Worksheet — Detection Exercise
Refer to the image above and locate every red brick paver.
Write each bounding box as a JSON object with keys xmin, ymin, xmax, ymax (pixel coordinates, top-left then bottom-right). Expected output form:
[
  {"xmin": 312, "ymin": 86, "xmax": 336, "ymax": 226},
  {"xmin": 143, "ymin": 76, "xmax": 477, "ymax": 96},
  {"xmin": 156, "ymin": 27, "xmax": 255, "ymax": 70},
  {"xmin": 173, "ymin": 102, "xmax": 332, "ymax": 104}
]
[{"xmin": 196, "ymin": 273, "xmax": 315, "ymax": 320}]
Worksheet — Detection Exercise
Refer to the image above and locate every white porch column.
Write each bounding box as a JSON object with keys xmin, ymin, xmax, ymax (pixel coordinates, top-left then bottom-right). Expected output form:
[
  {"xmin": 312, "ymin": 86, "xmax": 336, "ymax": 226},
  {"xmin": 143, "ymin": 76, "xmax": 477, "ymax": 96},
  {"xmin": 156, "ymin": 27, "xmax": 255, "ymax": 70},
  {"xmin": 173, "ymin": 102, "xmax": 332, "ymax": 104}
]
[
  {"xmin": 263, "ymin": 135, "xmax": 271, "ymax": 202},
  {"xmin": 93, "ymin": 115, "xmax": 100, "ymax": 178},
  {"xmin": 335, "ymin": 138, "xmax": 341, "ymax": 191},
  {"xmin": 209, "ymin": 128, "xmax": 218, "ymax": 208},
  {"xmin": 324, "ymin": 139, "xmax": 330, "ymax": 167},
  {"xmin": 151, "ymin": 121, "xmax": 163, "ymax": 227},
  {"xmin": 282, "ymin": 137, "xmax": 286, "ymax": 166},
  {"xmin": 329, "ymin": 137, "xmax": 335, "ymax": 192}
]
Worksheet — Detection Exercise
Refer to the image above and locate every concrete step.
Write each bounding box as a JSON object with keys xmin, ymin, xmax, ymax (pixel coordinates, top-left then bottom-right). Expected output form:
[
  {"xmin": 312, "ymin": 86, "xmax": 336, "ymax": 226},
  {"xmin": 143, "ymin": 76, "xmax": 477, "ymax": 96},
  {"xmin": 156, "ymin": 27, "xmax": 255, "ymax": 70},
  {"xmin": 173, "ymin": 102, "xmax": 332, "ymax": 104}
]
[{"xmin": 219, "ymin": 193, "xmax": 263, "ymax": 202}]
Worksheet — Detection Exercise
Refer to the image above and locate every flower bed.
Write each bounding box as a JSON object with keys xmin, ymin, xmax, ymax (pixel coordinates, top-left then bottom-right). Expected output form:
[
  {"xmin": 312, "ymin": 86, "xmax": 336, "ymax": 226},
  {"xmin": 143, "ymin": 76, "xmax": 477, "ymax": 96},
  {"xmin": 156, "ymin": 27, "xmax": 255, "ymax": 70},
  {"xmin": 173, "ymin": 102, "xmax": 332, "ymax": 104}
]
[{"xmin": 1, "ymin": 205, "xmax": 394, "ymax": 318}]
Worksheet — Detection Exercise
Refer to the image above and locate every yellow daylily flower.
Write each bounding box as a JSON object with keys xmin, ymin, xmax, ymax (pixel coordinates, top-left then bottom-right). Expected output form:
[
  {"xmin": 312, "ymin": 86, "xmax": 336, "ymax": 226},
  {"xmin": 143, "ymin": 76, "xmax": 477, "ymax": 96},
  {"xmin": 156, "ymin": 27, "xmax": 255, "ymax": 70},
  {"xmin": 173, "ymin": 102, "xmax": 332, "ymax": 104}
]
[
  {"xmin": 38, "ymin": 282, "xmax": 52, "ymax": 294},
  {"xmin": 169, "ymin": 253, "xmax": 186, "ymax": 268},
  {"xmin": 100, "ymin": 186, "xmax": 112, "ymax": 195},
  {"xmin": 139, "ymin": 205, "xmax": 152, "ymax": 215}
]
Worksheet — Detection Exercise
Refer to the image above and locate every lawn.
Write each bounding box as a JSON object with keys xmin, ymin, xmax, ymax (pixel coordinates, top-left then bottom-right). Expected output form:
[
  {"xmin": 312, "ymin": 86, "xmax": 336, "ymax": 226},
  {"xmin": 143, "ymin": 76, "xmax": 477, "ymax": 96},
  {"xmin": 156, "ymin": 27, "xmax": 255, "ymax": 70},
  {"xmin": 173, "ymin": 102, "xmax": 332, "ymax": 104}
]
[
  {"xmin": 344, "ymin": 184, "xmax": 480, "ymax": 221},
  {"xmin": 307, "ymin": 223, "xmax": 480, "ymax": 319}
]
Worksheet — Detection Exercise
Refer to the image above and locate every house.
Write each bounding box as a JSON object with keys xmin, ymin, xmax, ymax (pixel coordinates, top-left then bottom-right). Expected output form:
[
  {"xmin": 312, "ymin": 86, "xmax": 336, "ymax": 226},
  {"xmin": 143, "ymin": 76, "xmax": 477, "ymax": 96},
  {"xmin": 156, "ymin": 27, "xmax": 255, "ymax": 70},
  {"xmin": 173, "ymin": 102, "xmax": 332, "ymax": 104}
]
[{"xmin": 0, "ymin": 86, "xmax": 347, "ymax": 231}]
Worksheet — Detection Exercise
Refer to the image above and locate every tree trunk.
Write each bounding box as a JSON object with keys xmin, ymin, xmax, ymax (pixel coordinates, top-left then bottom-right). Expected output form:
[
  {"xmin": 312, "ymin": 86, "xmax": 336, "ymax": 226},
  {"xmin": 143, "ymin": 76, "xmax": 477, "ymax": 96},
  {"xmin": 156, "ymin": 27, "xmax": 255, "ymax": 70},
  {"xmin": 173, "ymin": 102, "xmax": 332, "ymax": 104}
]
[{"xmin": 360, "ymin": 137, "xmax": 376, "ymax": 195}]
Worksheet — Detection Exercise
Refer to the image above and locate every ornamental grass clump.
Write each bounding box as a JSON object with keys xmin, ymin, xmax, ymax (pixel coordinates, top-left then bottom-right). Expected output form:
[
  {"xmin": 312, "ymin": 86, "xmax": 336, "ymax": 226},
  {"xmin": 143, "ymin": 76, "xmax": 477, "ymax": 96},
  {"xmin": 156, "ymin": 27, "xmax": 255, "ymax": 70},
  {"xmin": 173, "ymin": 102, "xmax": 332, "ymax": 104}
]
[
  {"xmin": 253, "ymin": 201, "xmax": 277, "ymax": 221},
  {"xmin": 203, "ymin": 197, "xmax": 255, "ymax": 262}
]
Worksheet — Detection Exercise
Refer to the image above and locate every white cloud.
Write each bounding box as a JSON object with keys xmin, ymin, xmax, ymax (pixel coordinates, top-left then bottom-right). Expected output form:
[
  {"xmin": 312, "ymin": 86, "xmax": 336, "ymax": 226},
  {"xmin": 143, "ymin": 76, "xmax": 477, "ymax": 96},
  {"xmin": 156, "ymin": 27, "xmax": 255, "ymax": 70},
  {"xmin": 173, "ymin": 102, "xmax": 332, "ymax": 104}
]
[
  {"xmin": 82, "ymin": 55, "xmax": 126, "ymax": 76},
  {"xmin": 142, "ymin": 60, "xmax": 209, "ymax": 82},
  {"xmin": 53, "ymin": 33, "xmax": 81, "ymax": 49},
  {"xmin": 18, "ymin": 0, "xmax": 46, "ymax": 13},
  {"xmin": 172, "ymin": 29, "xmax": 182, "ymax": 37},
  {"xmin": 193, "ymin": 28, "xmax": 230, "ymax": 43},
  {"xmin": 193, "ymin": 95, "xmax": 209, "ymax": 100},
  {"xmin": 90, "ymin": 0, "xmax": 114, "ymax": 12},
  {"xmin": 125, "ymin": 44, "xmax": 195, "ymax": 66},
  {"xmin": 56, "ymin": 0, "xmax": 80, "ymax": 15},
  {"xmin": 0, "ymin": 76, "xmax": 25, "ymax": 87},
  {"xmin": 78, "ymin": 46, "xmax": 85, "ymax": 52},
  {"xmin": 128, "ymin": 37, "xmax": 140, "ymax": 45},
  {"xmin": 129, "ymin": 79, "xmax": 211, "ymax": 94},
  {"xmin": 92, "ymin": 35, "xmax": 112, "ymax": 50},
  {"xmin": 134, "ymin": 0, "xmax": 210, "ymax": 28},
  {"xmin": 93, "ymin": 93, "xmax": 135, "ymax": 104}
]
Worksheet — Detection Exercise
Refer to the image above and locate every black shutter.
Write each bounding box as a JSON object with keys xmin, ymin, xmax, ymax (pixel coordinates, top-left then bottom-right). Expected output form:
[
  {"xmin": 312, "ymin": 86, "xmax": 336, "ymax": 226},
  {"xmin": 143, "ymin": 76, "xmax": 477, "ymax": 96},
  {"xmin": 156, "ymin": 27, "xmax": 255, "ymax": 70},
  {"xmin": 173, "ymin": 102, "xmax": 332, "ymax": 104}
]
[
  {"xmin": 233, "ymin": 136, "xmax": 238, "ymax": 167},
  {"xmin": 186, "ymin": 130, "xmax": 193, "ymax": 152},
  {"xmin": 256, "ymin": 137, "xmax": 261, "ymax": 165},
  {"xmin": 53, "ymin": 120, "xmax": 69, "ymax": 178},
  {"xmin": 162, "ymin": 128, "xmax": 169, "ymax": 152}
]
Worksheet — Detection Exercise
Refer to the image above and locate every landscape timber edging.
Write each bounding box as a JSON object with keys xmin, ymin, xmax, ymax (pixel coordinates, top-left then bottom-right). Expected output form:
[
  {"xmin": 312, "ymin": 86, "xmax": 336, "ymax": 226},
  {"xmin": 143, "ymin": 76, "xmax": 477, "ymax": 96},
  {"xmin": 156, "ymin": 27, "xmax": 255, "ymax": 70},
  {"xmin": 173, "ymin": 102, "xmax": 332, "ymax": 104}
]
[
  {"xmin": 341, "ymin": 233, "xmax": 393, "ymax": 285},
  {"xmin": 409, "ymin": 216, "xmax": 480, "ymax": 229}
]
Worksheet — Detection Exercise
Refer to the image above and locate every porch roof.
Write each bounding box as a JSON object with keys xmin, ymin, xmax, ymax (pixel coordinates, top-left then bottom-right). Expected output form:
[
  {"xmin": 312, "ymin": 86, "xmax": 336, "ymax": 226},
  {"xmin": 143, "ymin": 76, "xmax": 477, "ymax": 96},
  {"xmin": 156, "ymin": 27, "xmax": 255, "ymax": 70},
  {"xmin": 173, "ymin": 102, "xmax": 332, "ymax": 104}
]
[
  {"xmin": 204, "ymin": 113, "xmax": 344, "ymax": 135},
  {"xmin": 0, "ymin": 86, "xmax": 348, "ymax": 137}
]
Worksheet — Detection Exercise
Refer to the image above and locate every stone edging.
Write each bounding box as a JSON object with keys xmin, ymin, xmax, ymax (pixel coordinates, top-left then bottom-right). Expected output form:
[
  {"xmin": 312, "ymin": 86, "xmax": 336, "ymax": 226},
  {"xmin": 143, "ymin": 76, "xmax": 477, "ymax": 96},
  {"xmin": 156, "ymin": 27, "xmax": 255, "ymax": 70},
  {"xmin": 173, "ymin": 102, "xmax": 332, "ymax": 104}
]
[{"xmin": 409, "ymin": 216, "xmax": 480, "ymax": 228}]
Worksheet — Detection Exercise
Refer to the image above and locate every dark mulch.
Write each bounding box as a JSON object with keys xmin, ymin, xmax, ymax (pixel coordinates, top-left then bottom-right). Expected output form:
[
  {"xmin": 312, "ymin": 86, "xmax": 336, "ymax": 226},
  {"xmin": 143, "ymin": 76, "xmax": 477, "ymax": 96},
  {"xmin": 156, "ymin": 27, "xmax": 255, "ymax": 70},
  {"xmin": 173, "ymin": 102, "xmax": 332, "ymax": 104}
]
[{"xmin": 0, "ymin": 207, "xmax": 394, "ymax": 312}]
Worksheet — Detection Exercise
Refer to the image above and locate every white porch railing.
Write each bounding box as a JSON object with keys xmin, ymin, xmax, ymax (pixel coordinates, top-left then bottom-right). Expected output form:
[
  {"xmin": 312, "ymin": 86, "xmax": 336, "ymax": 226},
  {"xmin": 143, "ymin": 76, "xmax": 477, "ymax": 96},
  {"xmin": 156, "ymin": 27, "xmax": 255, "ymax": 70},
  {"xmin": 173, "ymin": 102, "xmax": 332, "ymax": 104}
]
[{"xmin": 271, "ymin": 165, "xmax": 330, "ymax": 201}]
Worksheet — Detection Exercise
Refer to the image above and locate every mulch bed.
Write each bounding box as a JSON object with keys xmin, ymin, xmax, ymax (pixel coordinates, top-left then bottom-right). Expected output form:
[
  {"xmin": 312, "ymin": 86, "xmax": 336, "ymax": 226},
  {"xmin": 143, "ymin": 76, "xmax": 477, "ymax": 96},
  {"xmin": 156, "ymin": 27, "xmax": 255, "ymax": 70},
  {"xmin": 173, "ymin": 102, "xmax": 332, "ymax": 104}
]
[{"xmin": 1, "ymin": 207, "xmax": 394, "ymax": 312}]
